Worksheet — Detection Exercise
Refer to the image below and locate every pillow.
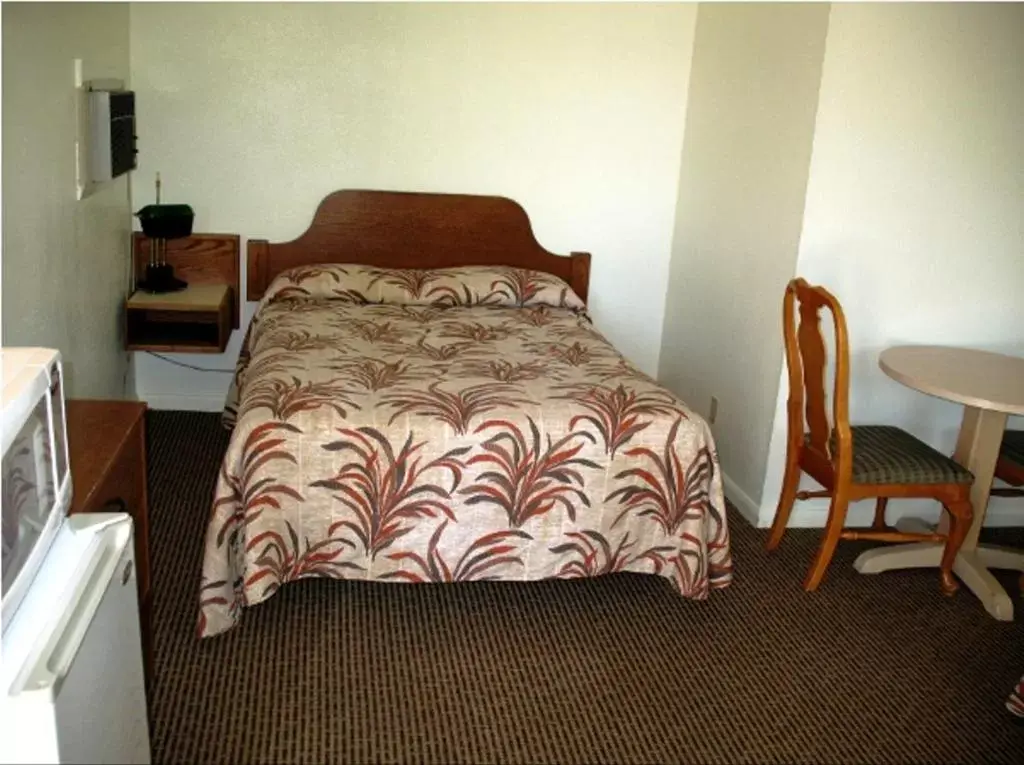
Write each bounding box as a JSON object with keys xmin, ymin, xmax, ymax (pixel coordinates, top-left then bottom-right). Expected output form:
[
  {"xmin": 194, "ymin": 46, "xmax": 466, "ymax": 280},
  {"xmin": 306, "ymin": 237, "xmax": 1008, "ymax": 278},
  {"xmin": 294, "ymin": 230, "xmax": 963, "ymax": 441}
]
[{"xmin": 261, "ymin": 263, "xmax": 587, "ymax": 313}]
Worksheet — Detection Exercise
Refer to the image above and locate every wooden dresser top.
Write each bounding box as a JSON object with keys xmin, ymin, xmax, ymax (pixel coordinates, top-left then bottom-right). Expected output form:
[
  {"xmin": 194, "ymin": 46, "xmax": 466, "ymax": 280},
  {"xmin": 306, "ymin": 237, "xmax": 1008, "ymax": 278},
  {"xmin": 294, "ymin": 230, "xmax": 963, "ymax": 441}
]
[{"xmin": 66, "ymin": 399, "xmax": 147, "ymax": 515}]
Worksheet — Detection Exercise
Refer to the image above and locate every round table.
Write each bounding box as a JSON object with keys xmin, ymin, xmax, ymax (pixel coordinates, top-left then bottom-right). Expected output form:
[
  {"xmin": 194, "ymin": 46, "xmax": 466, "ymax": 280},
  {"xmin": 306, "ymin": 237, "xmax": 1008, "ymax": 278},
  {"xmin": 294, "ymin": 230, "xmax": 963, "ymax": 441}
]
[{"xmin": 853, "ymin": 345, "xmax": 1024, "ymax": 620}]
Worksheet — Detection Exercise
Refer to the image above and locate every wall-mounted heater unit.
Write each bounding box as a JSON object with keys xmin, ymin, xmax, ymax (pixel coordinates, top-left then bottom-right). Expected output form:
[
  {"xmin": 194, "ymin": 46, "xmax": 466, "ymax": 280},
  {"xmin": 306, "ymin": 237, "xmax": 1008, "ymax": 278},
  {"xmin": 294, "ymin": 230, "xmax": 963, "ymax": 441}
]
[{"xmin": 89, "ymin": 88, "xmax": 137, "ymax": 183}]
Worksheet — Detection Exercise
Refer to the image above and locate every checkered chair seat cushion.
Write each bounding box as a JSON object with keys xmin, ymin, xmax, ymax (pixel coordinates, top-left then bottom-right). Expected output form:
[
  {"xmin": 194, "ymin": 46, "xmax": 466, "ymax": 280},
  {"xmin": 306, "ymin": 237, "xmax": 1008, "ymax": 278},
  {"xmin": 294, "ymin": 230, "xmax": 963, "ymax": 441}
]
[
  {"xmin": 808, "ymin": 425, "xmax": 974, "ymax": 485},
  {"xmin": 848, "ymin": 426, "xmax": 974, "ymax": 485},
  {"xmin": 1001, "ymin": 430, "xmax": 1024, "ymax": 468}
]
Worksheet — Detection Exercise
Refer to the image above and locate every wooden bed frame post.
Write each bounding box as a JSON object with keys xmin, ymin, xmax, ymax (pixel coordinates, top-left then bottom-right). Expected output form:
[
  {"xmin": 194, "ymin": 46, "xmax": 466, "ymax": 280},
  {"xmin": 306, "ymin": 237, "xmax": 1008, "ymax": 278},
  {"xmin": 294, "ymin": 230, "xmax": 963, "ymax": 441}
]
[
  {"xmin": 570, "ymin": 252, "xmax": 592, "ymax": 305},
  {"xmin": 247, "ymin": 239, "xmax": 270, "ymax": 302}
]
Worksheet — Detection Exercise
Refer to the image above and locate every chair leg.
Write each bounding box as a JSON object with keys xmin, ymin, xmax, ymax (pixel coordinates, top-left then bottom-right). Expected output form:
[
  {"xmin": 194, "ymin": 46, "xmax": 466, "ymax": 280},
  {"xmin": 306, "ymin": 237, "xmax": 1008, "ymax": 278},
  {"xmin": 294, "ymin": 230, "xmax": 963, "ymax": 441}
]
[
  {"xmin": 872, "ymin": 497, "xmax": 888, "ymax": 530},
  {"xmin": 939, "ymin": 501, "xmax": 972, "ymax": 596},
  {"xmin": 766, "ymin": 447, "xmax": 801, "ymax": 551},
  {"xmin": 803, "ymin": 490, "xmax": 851, "ymax": 592}
]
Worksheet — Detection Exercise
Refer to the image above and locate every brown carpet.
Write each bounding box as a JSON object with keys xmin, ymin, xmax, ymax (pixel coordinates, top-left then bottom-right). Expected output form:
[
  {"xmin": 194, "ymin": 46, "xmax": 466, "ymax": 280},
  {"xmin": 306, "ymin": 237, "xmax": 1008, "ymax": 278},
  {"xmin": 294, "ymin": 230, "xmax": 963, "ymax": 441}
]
[{"xmin": 146, "ymin": 411, "xmax": 1024, "ymax": 765}]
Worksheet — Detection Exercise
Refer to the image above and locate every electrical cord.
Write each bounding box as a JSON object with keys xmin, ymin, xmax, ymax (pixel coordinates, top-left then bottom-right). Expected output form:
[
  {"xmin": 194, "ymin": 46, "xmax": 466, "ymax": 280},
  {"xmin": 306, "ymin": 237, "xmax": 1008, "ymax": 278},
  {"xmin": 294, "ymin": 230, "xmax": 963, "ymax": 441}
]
[{"xmin": 145, "ymin": 351, "xmax": 235, "ymax": 374}]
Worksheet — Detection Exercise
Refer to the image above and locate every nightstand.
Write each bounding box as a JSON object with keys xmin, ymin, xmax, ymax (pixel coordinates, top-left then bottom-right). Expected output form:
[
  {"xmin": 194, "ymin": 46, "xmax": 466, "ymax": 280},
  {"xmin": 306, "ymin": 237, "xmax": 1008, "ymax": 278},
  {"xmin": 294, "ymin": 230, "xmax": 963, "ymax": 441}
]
[{"xmin": 126, "ymin": 283, "xmax": 231, "ymax": 353}]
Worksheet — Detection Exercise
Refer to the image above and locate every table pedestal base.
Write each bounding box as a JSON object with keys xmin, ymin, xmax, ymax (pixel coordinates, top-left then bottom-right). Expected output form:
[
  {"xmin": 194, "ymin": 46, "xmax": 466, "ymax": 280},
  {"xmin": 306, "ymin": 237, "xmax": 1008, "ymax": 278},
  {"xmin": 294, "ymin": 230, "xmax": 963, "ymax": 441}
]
[
  {"xmin": 854, "ymin": 535, "xmax": 1024, "ymax": 621},
  {"xmin": 868, "ymin": 347, "xmax": 1024, "ymax": 621}
]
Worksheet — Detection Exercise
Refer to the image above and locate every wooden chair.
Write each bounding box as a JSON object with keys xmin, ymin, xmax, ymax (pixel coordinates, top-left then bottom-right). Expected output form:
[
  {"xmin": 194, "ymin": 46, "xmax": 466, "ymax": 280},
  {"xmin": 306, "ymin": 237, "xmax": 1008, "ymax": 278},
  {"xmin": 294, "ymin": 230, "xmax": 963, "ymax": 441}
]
[
  {"xmin": 991, "ymin": 430, "xmax": 1024, "ymax": 498},
  {"xmin": 765, "ymin": 278, "xmax": 974, "ymax": 595}
]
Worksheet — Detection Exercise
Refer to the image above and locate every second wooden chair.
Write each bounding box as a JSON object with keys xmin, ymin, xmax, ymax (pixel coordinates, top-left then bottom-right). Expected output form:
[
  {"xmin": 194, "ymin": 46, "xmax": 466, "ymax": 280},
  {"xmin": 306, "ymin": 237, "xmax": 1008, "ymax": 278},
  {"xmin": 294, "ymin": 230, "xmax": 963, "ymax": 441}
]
[
  {"xmin": 765, "ymin": 278, "xmax": 974, "ymax": 595},
  {"xmin": 992, "ymin": 430, "xmax": 1024, "ymax": 498}
]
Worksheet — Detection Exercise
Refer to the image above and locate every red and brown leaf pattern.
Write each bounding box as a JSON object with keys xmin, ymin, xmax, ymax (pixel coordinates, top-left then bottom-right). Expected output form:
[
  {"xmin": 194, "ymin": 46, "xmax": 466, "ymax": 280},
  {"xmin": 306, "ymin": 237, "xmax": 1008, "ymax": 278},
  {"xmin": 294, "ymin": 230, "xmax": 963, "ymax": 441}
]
[
  {"xmin": 1009, "ymin": 674, "xmax": 1024, "ymax": 719},
  {"xmin": 486, "ymin": 268, "xmax": 551, "ymax": 306},
  {"xmin": 606, "ymin": 418, "xmax": 715, "ymax": 535},
  {"xmin": 557, "ymin": 383, "xmax": 685, "ymax": 456},
  {"xmin": 328, "ymin": 317, "xmax": 405, "ymax": 345},
  {"xmin": 240, "ymin": 376, "xmax": 360, "ymax": 422},
  {"xmin": 404, "ymin": 335, "xmax": 477, "ymax": 363},
  {"xmin": 199, "ymin": 264, "xmax": 732, "ymax": 637},
  {"xmin": 329, "ymin": 358, "xmax": 436, "ymax": 392},
  {"xmin": 526, "ymin": 339, "xmax": 593, "ymax": 367},
  {"xmin": 515, "ymin": 305, "xmax": 561, "ymax": 328},
  {"xmin": 549, "ymin": 530, "xmax": 675, "ymax": 578},
  {"xmin": 382, "ymin": 521, "xmax": 533, "ymax": 582},
  {"xmin": 588, "ymin": 357, "xmax": 659, "ymax": 385},
  {"xmin": 197, "ymin": 577, "xmax": 237, "ymax": 639},
  {"xmin": 281, "ymin": 264, "xmax": 350, "ymax": 284},
  {"xmin": 365, "ymin": 267, "xmax": 446, "ymax": 299},
  {"xmin": 439, "ymin": 320, "xmax": 521, "ymax": 344},
  {"xmin": 309, "ymin": 428, "xmax": 469, "ymax": 558},
  {"xmin": 381, "ymin": 382, "xmax": 530, "ymax": 435},
  {"xmin": 264, "ymin": 329, "xmax": 345, "ymax": 353},
  {"xmin": 461, "ymin": 418, "xmax": 600, "ymax": 528},
  {"xmin": 456, "ymin": 359, "xmax": 549, "ymax": 383},
  {"xmin": 212, "ymin": 421, "xmax": 305, "ymax": 550},
  {"xmin": 372, "ymin": 305, "xmax": 447, "ymax": 325},
  {"xmin": 245, "ymin": 521, "xmax": 362, "ymax": 597}
]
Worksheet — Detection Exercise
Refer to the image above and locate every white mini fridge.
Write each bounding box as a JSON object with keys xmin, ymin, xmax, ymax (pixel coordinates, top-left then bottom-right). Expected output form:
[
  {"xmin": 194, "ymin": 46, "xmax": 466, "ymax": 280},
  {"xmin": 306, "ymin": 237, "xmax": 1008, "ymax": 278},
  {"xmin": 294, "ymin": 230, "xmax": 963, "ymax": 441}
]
[{"xmin": 0, "ymin": 514, "xmax": 152, "ymax": 765}]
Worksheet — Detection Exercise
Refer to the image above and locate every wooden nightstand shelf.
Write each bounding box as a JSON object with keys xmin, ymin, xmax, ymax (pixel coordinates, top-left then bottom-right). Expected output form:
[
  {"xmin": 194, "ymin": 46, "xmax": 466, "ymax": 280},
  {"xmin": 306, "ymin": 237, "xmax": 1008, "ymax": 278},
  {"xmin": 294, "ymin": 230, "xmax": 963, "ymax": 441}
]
[{"xmin": 126, "ymin": 283, "xmax": 231, "ymax": 353}]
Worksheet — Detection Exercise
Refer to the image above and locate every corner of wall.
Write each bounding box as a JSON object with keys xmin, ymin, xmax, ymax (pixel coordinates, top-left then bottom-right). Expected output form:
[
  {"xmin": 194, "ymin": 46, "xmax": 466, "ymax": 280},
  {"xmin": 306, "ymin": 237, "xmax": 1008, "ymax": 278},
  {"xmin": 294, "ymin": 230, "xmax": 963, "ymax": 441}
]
[
  {"xmin": 660, "ymin": 3, "xmax": 833, "ymax": 529},
  {"xmin": 655, "ymin": 7, "xmax": 703, "ymax": 387},
  {"xmin": 722, "ymin": 469, "xmax": 761, "ymax": 527}
]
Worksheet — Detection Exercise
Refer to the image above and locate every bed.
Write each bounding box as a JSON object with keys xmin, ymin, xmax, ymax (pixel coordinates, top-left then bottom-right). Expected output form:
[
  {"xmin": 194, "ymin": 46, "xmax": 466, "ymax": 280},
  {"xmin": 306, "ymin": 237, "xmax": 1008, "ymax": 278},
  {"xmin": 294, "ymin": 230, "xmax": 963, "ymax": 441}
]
[{"xmin": 198, "ymin": 190, "xmax": 733, "ymax": 638}]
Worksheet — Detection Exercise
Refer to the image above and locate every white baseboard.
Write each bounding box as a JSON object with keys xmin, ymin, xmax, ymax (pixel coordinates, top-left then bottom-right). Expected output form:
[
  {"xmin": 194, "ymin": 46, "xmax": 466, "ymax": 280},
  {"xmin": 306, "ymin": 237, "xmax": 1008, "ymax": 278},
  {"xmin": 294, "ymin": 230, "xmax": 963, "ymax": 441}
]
[
  {"xmin": 138, "ymin": 393, "xmax": 225, "ymax": 412},
  {"xmin": 783, "ymin": 502, "xmax": 884, "ymax": 529},
  {"xmin": 982, "ymin": 506, "xmax": 1024, "ymax": 528},
  {"xmin": 722, "ymin": 471, "xmax": 760, "ymax": 527},
  {"xmin": 762, "ymin": 498, "xmax": 1023, "ymax": 529}
]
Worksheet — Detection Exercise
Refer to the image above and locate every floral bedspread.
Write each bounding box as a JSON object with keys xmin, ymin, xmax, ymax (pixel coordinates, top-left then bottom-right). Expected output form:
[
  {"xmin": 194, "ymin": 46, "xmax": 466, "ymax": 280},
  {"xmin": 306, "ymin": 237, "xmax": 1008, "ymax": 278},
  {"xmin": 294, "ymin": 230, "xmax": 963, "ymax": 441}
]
[
  {"xmin": 198, "ymin": 264, "xmax": 733, "ymax": 637},
  {"xmin": 1010, "ymin": 674, "xmax": 1024, "ymax": 721}
]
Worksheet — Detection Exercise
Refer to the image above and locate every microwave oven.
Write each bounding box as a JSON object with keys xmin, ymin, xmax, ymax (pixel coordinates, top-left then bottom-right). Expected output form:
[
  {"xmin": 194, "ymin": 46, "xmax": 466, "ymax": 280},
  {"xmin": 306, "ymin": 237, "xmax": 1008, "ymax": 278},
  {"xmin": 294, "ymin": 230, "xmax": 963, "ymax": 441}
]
[{"xmin": 1, "ymin": 348, "xmax": 72, "ymax": 628}]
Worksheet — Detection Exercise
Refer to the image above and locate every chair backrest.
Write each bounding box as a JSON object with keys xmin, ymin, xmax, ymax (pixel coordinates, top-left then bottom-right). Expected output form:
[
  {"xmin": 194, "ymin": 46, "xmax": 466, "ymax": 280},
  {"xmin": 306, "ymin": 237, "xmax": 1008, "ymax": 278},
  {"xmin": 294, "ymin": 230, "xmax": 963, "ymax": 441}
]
[{"xmin": 782, "ymin": 278, "xmax": 853, "ymax": 479}]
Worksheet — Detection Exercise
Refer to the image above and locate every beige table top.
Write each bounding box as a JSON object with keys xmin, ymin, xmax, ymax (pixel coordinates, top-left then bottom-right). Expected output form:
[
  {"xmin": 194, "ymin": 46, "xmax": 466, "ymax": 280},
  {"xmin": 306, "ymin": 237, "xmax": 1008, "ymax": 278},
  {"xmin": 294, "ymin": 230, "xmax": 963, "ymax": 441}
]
[
  {"xmin": 127, "ymin": 283, "xmax": 228, "ymax": 312},
  {"xmin": 879, "ymin": 345, "xmax": 1024, "ymax": 415}
]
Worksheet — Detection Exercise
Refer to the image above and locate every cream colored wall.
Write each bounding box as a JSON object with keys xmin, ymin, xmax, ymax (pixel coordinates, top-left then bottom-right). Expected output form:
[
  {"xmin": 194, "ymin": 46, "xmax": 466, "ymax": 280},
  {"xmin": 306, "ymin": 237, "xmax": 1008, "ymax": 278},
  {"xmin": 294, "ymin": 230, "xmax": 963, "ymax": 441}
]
[
  {"xmin": 658, "ymin": 3, "xmax": 831, "ymax": 513},
  {"xmin": 759, "ymin": 3, "xmax": 1024, "ymax": 528},
  {"xmin": 2, "ymin": 2, "xmax": 132, "ymax": 397},
  {"xmin": 128, "ymin": 2, "xmax": 699, "ymax": 410}
]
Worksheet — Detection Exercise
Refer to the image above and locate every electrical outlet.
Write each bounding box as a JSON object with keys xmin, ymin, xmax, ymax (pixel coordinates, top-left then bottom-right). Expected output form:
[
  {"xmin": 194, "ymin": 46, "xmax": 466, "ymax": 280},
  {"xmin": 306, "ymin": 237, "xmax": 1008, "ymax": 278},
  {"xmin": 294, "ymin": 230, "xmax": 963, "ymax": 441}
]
[{"xmin": 709, "ymin": 395, "xmax": 719, "ymax": 424}]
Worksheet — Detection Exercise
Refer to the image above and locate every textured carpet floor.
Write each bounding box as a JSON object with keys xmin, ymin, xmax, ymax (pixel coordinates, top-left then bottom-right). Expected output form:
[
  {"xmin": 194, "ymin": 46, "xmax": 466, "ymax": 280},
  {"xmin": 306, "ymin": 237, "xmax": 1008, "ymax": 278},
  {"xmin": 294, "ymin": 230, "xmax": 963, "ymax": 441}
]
[{"xmin": 147, "ymin": 411, "xmax": 1024, "ymax": 765}]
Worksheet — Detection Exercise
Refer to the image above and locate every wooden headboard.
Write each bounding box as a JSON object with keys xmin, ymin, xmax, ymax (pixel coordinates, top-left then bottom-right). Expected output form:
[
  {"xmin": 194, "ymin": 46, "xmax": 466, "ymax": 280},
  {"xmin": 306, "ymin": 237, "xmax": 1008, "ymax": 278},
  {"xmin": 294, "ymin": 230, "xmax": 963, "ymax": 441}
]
[{"xmin": 246, "ymin": 190, "xmax": 592, "ymax": 303}]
